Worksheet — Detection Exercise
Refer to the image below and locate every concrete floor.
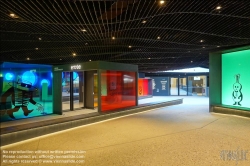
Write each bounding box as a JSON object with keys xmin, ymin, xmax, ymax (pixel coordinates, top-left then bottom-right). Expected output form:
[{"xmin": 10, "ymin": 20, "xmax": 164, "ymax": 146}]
[{"xmin": 1, "ymin": 96, "xmax": 250, "ymax": 166}]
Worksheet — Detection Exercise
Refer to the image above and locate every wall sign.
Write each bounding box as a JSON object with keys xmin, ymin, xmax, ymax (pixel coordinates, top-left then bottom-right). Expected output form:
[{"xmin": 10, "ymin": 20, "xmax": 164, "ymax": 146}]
[
  {"xmin": 54, "ymin": 67, "xmax": 63, "ymax": 71},
  {"xmin": 71, "ymin": 65, "xmax": 81, "ymax": 70}
]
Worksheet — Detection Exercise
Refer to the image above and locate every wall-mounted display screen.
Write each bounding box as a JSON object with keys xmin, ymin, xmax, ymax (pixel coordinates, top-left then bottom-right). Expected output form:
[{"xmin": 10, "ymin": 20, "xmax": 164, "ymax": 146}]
[
  {"xmin": 222, "ymin": 49, "xmax": 250, "ymax": 109},
  {"xmin": 0, "ymin": 62, "xmax": 53, "ymax": 121}
]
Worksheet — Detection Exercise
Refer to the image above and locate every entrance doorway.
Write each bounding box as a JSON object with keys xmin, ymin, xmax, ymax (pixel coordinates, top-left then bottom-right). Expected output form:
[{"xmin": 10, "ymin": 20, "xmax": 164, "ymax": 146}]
[
  {"xmin": 61, "ymin": 70, "xmax": 98, "ymax": 111},
  {"xmin": 179, "ymin": 77, "xmax": 187, "ymax": 95},
  {"xmin": 170, "ymin": 77, "xmax": 178, "ymax": 95},
  {"xmin": 170, "ymin": 77, "xmax": 188, "ymax": 96}
]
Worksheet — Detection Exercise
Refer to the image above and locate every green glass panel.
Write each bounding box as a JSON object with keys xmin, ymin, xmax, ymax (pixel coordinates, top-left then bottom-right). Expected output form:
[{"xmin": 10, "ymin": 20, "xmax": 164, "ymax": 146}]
[{"xmin": 222, "ymin": 49, "xmax": 250, "ymax": 108}]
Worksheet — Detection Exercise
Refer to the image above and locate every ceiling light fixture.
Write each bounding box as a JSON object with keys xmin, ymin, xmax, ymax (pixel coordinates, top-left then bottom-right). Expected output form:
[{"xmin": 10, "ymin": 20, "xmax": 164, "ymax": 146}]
[
  {"xmin": 81, "ymin": 29, "xmax": 87, "ymax": 32},
  {"xmin": 200, "ymin": 40, "xmax": 204, "ymax": 42},
  {"xmin": 216, "ymin": 6, "xmax": 222, "ymax": 10},
  {"xmin": 85, "ymin": 43, "xmax": 88, "ymax": 45},
  {"xmin": 202, "ymin": 47, "xmax": 205, "ymax": 48},
  {"xmin": 89, "ymin": 60, "xmax": 91, "ymax": 61},
  {"xmin": 159, "ymin": 1, "xmax": 165, "ymax": 5},
  {"xmin": 191, "ymin": 61, "xmax": 193, "ymax": 63},
  {"xmin": 129, "ymin": 45, "xmax": 132, "ymax": 48},
  {"xmin": 142, "ymin": 20, "xmax": 147, "ymax": 24},
  {"xmin": 217, "ymin": 46, "xmax": 220, "ymax": 47},
  {"xmin": 35, "ymin": 48, "xmax": 38, "ymax": 50},
  {"xmin": 60, "ymin": 59, "xmax": 62, "ymax": 60},
  {"xmin": 157, "ymin": 36, "xmax": 161, "ymax": 39},
  {"xmin": 27, "ymin": 58, "xmax": 30, "ymax": 60},
  {"xmin": 112, "ymin": 36, "xmax": 115, "ymax": 40},
  {"xmin": 9, "ymin": 13, "xmax": 18, "ymax": 18},
  {"xmin": 148, "ymin": 58, "xmax": 151, "ymax": 59},
  {"xmin": 38, "ymin": 37, "xmax": 42, "ymax": 40},
  {"xmin": 72, "ymin": 53, "xmax": 76, "ymax": 56}
]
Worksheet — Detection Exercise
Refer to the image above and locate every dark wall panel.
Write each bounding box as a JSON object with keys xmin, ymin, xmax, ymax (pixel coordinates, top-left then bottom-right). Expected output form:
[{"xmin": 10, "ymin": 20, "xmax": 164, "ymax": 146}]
[
  {"xmin": 151, "ymin": 77, "xmax": 169, "ymax": 96},
  {"xmin": 209, "ymin": 53, "xmax": 222, "ymax": 107}
]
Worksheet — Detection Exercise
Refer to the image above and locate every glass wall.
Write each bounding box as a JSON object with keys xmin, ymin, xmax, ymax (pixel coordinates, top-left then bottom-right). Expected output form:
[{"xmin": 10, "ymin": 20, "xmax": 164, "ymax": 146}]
[
  {"xmin": 62, "ymin": 72, "xmax": 71, "ymax": 111},
  {"xmin": 188, "ymin": 76, "xmax": 207, "ymax": 96},
  {"xmin": 0, "ymin": 62, "xmax": 52, "ymax": 122},
  {"xmin": 101, "ymin": 70, "xmax": 136, "ymax": 112}
]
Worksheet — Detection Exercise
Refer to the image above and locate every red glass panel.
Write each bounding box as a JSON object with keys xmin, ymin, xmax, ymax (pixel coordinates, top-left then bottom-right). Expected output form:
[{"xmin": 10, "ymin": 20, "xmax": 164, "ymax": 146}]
[
  {"xmin": 101, "ymin": 70, "xmax": 136, "ymax": 112},
  {"xmin": 143, "ymin": 79, "xmax": 148, "ymax": 95},
  {"xmin": 138, "ymin": 79, "xmax": 143, "ymax": 96}
]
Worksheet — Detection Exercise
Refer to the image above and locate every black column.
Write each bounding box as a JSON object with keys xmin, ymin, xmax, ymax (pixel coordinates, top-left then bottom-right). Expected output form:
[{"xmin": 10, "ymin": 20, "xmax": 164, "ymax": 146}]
[
  {"xmin": 70, "ymin": 72, "xmax": 73, "ymax": 111},
  {"xmin": 53, "ymin": 71, "xmax": 62, "ymax": 115}
]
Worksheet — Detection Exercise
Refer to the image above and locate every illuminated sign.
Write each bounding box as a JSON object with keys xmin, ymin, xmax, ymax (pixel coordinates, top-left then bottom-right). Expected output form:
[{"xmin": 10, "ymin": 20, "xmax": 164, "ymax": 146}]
[
  {"xmin": 194, "ymin": 76, "xmax": 200, "ymax": 80},
  {"xmin": 222, "ymin": 49, "xmax": 250, "ymax": 108},
  {"xmin": 71, "ymin": 65, "xmax": 81, "ymax": 70}
]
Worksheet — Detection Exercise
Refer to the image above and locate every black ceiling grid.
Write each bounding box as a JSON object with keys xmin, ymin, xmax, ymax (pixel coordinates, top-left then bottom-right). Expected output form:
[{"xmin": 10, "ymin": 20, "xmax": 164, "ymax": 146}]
[{"xmin": 1, "ymin": 0, "xmax": 250, "ymax": 72}]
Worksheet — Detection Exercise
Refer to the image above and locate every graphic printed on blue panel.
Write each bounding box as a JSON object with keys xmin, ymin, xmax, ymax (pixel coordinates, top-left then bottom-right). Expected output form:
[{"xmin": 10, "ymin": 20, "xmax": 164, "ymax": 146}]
[
  {"xmin": 0, "ymin": 62, "xmax": 53, "ymax": 122},
  {"xmin": 151, "ymin": 77, "xmax": 169, "ymax": 96}
]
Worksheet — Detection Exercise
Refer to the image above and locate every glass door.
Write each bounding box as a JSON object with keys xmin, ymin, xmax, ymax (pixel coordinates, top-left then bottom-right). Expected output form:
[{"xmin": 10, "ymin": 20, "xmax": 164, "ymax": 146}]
[
  {"xmin": 62, "ymin": 72, "xmax": 70, "ymax": 111},
  {"xmin": 170, "ymin": 77, "xmax": 178, "ymax": 95},
  {"xmin": 179, "ymin": 77, "xmax": 187, "ymax": 95},
  {"xmin": 62, "ymin": 71, "xmax": 85, "ymax": 111},
  {"xmin": 73, "ymin": 72, "xmax": 84, "ymax": 109}
]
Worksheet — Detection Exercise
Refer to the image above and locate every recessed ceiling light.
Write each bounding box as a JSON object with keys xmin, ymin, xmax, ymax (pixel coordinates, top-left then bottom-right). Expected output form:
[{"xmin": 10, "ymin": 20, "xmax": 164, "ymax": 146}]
[
  {"xmin": 35, "ymin": 48, "xmax": 38, "ymax": 50},
  {"xmin": 159, "ymin": 1, "xmax": 165, "ymax": 5},
  {"xmin": 72, "ymin": 53, "xmax": 76, "ymax": 56},
  {"xmin": 38, "ymin": 37, "xmax": 42, "ymax": 40},
  {"xmin": 157, "ymin": 36, "xmax": 161, "ymax": 39},
  {"xmin": 60, "ymin": 59, "xmax": 62, "ymax": 60},
  {"xmin": 217, "ymin": 46, "xmax": 220, "ymax": 47},
  {"xmin": 27, "ymin": 58, "xmax": 30, "ymax": 60},
  {"xmin": 85, "ymin": 43, "xmax": 88, "ymax": 45},
  {"xmin": 112, "ymin": 36, "xmax": 115, "ymax": 40},
  {"xmin": 142, "ymin": 20, "xmax": 147, "ymax": 24},
  {"xmin": 129, "ymin": 45, "xmax": 132, "ymax": 48},
  {"xmin": 200, "ymin": 40, "xmax": 204, "ymax": 42},
  {"xmin": 148, "ymin": 58, "xmax": 151, "ymax": 59},
  {"xmin": 202, "ymin": 47, "xmax": 205, "ymax": 48},
  {"xmin": 191, "ymin": 61, "xmax": 193, "ymax": 63},
  {"xmin": 81, "ymin": 29, "xmax": 87, "ymax": 32},
  {"xmin": 9, "ymin": 13, "xmax": 18, "ymax": 18},
  {"xmin": 216, "ymin": 6, "xmax": 222, "ymax": 10},
  {"xmin": 89, "ymin": 60, "xmax": 91, "ymax": 61}
]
